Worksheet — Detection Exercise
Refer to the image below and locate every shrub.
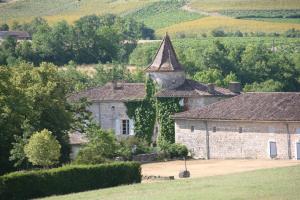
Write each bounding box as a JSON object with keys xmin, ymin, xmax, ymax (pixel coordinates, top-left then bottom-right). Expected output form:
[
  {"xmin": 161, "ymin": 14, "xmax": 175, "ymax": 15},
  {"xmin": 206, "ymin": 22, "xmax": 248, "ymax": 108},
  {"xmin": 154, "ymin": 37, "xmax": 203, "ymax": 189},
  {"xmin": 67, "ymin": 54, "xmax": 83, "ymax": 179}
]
[
  {"xmin": 167, "ymin": 143, "xmax": 188, "ymax": 159},
  {"xmin": 0, "ymin": 162, "xmax": 141, "ymax": 200},
  {"xmin": 24, "ymin": 129, "xmax": 61, "ymax": 168},
  {"xmin": 116, "ymin": 137, "xmax": 153, "ymax": 160},
  {"xmin": 158, "ymin": 142, "xmax": 188, "ymax": 159},
  {"xmin": 74, "ymin": 126, "xmax": 117, "ymax": 164}
]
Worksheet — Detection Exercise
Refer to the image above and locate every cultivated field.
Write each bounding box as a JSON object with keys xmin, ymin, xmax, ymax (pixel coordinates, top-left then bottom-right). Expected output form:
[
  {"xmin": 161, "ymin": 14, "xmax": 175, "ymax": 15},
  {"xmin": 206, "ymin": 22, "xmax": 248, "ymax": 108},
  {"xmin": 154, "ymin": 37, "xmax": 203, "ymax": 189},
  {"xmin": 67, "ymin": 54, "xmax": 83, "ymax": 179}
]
[
  {"xmin": 189, "ymin": 0, "xmax": 300, "ymax": 11},
  {"xmin": 40, "ymin": 163, "xmax": 300, "ymax": 200},
  {"xmin": 1, "ymin": 0, "xmax": 300, "ymax": 34},
  {"xmin": 157, "ymin": 16, "xmax": 300, "ymax": 36},
  {"xmin": 0, "ymin": 0, "xmax": 156, "ymax": 24}
]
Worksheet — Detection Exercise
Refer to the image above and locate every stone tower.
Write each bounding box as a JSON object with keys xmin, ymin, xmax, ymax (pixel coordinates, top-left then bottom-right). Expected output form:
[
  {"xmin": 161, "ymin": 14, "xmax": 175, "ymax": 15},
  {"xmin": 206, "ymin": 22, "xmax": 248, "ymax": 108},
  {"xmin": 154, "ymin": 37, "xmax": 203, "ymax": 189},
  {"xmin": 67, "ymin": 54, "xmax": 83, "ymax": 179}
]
[{"xmin": 145, "ymin": 33, "xmax": 186, "ymax": 90}]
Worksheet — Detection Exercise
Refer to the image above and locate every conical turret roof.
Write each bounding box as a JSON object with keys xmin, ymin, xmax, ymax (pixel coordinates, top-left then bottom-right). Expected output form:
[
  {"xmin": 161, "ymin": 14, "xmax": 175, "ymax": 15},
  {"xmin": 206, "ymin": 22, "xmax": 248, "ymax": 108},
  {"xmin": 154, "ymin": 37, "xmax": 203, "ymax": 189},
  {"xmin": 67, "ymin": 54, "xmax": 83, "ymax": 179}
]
[{"xmin": 146, "ymin": 33, "xmax": 184, "ymax": 72}]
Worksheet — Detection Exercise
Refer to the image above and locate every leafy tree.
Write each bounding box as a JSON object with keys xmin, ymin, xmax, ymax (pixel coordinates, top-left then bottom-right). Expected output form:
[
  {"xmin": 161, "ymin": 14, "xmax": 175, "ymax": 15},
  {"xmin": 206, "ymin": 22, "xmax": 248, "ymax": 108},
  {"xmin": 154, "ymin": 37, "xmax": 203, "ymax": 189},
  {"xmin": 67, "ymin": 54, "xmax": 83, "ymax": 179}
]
[
  {"xmin": 24, "ymin": 129, "xmax": 61, "ymax": 167},
  {"xmin": 244, "ymin": 79, "xmax": 284, "ymax": 92},
  {"xmin": 211, "ymin": 28, "xmax": 226, "ymax": 37},
  {"xmin": 0, "ymin": 62, "xmax": 78, "ymax": 174},
  {"xmin": 194, "ymin": 68, "xmax": 223, "ymax": 86},
  {"xmin": 74, "ymin": 126, "xmax": 117, "ymax": 164},
  {"xmin": 0, "ymin": 23, "xmax": 9, "ymax": 31}
]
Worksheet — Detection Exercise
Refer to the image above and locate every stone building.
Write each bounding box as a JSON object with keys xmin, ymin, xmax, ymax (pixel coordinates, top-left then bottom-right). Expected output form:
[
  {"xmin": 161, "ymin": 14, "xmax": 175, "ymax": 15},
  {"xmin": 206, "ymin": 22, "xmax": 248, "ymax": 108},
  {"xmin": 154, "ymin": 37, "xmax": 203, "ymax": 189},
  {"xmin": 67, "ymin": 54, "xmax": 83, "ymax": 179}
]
[
  {"xmin": 0, "ymin": 31, "xmax": 31, "ymax": 41},
  {"xmin": 68, "ymin": 34, "xmax": 239, "ymax": 157},
  {"xmin": 173, "ymin": 93, "xmax": 300, "ymax": 160}
]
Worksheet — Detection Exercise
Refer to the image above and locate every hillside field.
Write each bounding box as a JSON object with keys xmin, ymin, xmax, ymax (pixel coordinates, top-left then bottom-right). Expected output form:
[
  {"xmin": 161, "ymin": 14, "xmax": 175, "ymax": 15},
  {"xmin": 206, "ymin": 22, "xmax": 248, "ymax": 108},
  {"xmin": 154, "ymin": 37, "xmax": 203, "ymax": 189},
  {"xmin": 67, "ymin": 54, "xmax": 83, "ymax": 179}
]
[
  {"xmin": 189, "ymin": 0, "xmax": 300, "ymax": 11},
  {"xmin": 156, "ymin": 16, "xmax": 300, "ymax": 36},
  {"xmin": 40, "ymin": 165, "xmax": 300, "ymax": 200},
  {"xmin": 1, "ymin": 0, "xmax": 300, "ymax": 35}
]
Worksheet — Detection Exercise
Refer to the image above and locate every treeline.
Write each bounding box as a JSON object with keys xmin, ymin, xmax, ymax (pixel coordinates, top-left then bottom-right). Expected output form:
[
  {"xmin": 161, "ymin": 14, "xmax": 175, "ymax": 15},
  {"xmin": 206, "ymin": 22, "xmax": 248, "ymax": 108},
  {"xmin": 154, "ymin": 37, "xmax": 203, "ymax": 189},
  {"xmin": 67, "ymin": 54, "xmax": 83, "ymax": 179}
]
[
  {"xmin": 220, "ymin": 9, "xmax": 300, "ymax": 19},
  {"xmin": 130, "ymin": 40, "xmax": 300, "ymax": 92},
  {"xmin": 0, "ymin": 14, "xmax": 154, "ymax": 66}
]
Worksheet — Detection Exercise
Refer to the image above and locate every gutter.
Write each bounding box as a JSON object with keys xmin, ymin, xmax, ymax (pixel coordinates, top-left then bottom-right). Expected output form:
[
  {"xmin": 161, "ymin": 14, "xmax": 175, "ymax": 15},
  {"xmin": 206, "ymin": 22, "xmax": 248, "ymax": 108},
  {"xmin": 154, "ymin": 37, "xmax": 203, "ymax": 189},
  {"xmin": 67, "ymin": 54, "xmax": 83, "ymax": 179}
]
[
  {"xmin": 204, "ymin": 121, "xmax": 210, "ymax": 160},
  {"xmin": 286, "ymin": 123, "xmax": 292, "ymax": 159}
]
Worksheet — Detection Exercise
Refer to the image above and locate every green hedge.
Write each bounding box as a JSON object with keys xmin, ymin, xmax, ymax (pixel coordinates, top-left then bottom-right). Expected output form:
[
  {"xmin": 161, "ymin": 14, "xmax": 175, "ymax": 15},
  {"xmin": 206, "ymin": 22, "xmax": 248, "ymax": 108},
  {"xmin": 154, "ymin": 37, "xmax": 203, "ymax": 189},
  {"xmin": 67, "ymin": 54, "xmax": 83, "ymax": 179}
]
[{"xmin": 0, "ymin": 162, "xmax": 141, "ymax": 200}]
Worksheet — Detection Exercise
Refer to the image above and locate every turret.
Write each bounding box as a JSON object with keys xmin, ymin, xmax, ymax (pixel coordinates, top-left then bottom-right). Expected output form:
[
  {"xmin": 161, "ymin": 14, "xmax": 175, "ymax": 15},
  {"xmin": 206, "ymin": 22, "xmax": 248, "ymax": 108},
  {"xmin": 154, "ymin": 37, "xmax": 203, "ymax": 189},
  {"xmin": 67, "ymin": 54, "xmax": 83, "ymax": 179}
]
[{"xmin": 145, "ymin": 33, "xmax": 186, "ymax": 90}]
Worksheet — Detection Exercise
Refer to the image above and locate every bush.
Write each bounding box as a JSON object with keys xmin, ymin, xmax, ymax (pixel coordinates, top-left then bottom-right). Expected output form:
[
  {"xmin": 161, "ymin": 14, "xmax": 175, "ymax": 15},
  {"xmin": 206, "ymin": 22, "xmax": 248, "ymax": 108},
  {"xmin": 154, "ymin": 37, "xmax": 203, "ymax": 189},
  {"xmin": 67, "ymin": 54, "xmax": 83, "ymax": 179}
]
[
  {"xmin": 24, "ymin": 129, "xmax": 61, "ymax": 168},
  {"xmin": 0, "ymin": 162, "xmax": 141, "ymax": 200},
  {"xmin": 159, "ymin": 142, "xmax": 188, "ymax": 159},
  {"xmin": 167, "ymin": 143, "xmax": 188, "ymax": 159},
  {"xmin": 116, "ymin": 137, "xmax": 153, "ymax": 160},
  {"xmin": 74, "ymin": 127, "xmax": 117, "ymax": 165}
]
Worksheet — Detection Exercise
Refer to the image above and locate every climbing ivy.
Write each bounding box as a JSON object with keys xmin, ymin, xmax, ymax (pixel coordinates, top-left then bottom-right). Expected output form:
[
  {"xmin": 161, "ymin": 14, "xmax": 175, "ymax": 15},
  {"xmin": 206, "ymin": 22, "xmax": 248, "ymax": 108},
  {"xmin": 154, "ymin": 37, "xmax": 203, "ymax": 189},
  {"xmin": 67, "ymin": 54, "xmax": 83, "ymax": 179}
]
[
  {"xmin": 125, "ymin": 78, "xmax": 156, "ymax": 143},
  {"xmin": 125, "ymin": 77, "xmax": 183, "ymax": 145},
  {"xmin": 157, "ymin": 97, "xmax": 183, "ymax": 146}
]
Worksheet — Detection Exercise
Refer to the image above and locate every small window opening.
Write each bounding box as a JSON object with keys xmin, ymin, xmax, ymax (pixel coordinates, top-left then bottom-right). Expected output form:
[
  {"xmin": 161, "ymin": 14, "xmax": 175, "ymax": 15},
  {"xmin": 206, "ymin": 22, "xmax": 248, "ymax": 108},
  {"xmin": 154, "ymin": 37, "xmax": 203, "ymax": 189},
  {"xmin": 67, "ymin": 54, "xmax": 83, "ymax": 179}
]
[
  {"xmin": 239, "ymin": 127, "xmax": 243, "ymax": 133},
  {"xmin": 191, "ymin": 126, "xmax": 194, "ymax": 133},
  {"xmin": 213, "ymin": 127, "xmax": 217, "ymax": 132},
  {"xmin": 111, "ymin": 106, "xmax": 115, "ymax": 111},
  {"xmin": 122, "ymin": 120, "xmax": 129, "ymax": 135}
]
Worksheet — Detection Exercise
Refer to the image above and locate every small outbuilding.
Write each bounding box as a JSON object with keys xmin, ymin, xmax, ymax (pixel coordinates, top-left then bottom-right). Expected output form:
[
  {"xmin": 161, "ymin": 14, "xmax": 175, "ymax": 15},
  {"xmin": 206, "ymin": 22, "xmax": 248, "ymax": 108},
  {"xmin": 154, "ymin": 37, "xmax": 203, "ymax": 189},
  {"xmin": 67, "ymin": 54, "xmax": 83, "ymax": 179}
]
[{"xmin": 173, "ymin": 92, "xmax": 300, "ymax": 160}]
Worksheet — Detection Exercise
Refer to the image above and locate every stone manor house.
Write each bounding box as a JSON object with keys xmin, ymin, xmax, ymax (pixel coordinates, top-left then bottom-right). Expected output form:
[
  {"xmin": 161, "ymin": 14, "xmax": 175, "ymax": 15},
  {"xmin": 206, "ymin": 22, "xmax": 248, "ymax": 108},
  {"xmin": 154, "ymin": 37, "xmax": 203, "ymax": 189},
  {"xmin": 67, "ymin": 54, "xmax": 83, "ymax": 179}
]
[{"xmin": 69, "ymin": 34, "xmax": 300, "ymax": 160}]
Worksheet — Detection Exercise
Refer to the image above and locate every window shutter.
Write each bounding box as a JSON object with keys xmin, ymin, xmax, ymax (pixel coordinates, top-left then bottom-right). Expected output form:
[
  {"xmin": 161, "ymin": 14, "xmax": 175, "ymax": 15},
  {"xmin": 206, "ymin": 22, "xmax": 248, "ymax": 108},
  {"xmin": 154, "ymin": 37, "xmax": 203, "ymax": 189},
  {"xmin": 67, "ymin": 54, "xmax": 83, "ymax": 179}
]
[
  {"xmin": 269, "ymin": 142, "xmax": 277, "ymax": 158},
  {"xmin": 129, "ymin": 119, "xmax": 135, "ymax": 136},
  {"xmin": 115, "ymin": 118, "xmax": 120, "ymax": 135}
]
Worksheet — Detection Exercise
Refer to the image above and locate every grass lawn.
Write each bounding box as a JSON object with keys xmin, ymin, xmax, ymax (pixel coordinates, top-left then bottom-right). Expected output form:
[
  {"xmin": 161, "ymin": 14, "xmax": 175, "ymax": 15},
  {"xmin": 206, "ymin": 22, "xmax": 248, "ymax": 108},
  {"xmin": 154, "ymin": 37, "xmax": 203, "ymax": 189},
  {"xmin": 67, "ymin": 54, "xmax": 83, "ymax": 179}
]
[{"xmin": 40, "ymin": 165, "xmax": 300, "ymax": 200}]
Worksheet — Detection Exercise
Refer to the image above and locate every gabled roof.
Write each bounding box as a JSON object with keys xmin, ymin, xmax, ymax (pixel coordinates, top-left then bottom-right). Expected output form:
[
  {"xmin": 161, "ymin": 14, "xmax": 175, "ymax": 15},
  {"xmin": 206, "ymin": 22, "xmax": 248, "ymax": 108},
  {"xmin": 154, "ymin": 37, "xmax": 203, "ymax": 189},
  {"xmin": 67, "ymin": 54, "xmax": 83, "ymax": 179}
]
[
  {"xmin": 145, "ymin": 33, "xmax": 184, "ymax": 72},
  {"xmin": 0, "ymin": 31, "xmax": 31, "ymax": 39},
  {"xmin": 173, "ymin": 92, "xmax": 300, "ymax": 122},
  {"xmin": 68, "ymin": 82, "xmax": 146, "ymax": 102},
  {"xmin": 156, "ymin": 79, "xmax": 237, "ymax": 98}
]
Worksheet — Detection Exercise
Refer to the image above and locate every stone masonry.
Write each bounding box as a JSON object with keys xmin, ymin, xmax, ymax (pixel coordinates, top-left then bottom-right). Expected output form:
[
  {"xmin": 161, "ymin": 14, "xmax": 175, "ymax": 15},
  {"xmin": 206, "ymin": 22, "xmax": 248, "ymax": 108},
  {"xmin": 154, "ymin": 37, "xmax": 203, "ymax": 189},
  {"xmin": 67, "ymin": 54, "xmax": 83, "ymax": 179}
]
[{"xmin": 175, "ymin": 120, "xmax": 300, "ymax": 160}]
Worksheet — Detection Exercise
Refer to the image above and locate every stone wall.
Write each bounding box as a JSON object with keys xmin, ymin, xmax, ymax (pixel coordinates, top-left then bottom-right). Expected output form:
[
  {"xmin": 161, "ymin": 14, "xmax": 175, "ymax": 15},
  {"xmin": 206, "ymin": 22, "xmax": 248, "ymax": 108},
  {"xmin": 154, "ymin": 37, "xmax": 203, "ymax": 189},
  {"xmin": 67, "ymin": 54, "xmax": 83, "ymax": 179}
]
[
  {"xmin": 88, "ymin": 101, "xmax": 134, "ymax": 135},
  {"xmin": 148, "ymin": 71, "xmax": 185, "ymax": 89},
  {"xmin": 175, "ymin": 119, "xmax": 300, "ymax": 160}
]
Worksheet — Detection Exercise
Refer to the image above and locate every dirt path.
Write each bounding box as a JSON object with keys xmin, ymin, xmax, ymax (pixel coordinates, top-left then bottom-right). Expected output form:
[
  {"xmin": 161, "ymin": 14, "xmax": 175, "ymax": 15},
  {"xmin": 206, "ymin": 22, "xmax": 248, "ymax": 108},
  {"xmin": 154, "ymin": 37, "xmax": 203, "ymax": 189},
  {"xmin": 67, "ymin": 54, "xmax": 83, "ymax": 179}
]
[
  {"xmin": 181, "ymin": 4, "xmax": 222, "ymax": 17},
  {"xmin": 142, "ymin": 159, "xmax": 299, "ymax": 179}
]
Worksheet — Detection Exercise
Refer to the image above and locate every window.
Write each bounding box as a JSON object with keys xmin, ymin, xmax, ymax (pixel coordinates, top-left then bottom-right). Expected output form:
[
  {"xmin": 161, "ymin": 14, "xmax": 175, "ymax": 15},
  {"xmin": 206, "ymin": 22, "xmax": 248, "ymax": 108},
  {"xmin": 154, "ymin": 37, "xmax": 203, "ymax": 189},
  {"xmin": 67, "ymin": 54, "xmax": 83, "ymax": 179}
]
[
  {"xmin": 191, "ymin": 126, "xmax": 194, "ymax": 133},
  {"xmin": 296, "ymin": 128, "xmax": 300, "ymax": 135},
  {"xmin": 213, "ymin": 127, "xmax": 217, "ymax": 132},
  {"xmin": 239, "ymin": 127, "xmax": 243, "ymax": 133},
  {"xmin": 269, "ymin": 141, "xmax": 277, "ymax": 158},
  {"xmin": 122, "ymin": 120, "xmax": 129, "ymax": 135}
]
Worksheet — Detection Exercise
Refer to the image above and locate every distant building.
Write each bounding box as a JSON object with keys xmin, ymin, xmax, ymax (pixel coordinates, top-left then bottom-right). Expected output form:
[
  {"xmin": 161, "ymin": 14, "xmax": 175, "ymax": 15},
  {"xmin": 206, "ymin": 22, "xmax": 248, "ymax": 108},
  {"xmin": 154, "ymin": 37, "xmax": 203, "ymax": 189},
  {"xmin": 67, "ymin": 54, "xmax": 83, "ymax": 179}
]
[
  {"xmin": 0, "ymin": 31, "xmax": 31, "ymax": 41},
  {"xmin": 173, "ymin": 93, "xmax": 300, "ymax": 160},
  {"xmin": 68, "ymin": 33, "xmax": 239, "ymax": 158}
]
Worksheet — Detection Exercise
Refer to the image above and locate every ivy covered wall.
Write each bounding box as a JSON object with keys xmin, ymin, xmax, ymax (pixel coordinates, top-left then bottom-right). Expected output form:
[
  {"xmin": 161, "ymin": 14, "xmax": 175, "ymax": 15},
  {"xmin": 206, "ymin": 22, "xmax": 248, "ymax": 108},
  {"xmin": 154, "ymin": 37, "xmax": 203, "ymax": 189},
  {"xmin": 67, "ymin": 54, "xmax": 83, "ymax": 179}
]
[{"xmin": 125, "ymin": 78, "xmax": 183, "ymax": 145}]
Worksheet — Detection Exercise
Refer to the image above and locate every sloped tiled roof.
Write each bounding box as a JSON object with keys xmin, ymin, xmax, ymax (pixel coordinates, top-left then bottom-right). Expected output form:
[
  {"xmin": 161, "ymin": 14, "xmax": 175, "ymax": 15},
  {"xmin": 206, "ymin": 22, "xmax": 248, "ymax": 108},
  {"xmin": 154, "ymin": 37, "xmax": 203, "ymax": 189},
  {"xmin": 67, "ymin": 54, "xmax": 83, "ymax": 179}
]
[
  {"xmin": 173, "ymin": 92, "xmax": 300, "ymax": 121},
  {"xmin": 0, "ymin": 31, "xmax": 31, "ymax": 39},
  {"xmin": 68, "ymin": 82, "xmax": 146, "ymax": 102},
  {"xmin": 145, "ymin": 33, "xmax": 184, "ymax": 72},
  {"xmin": 156, "ymin": 79, "xmax": 237, "ymax": 97}
]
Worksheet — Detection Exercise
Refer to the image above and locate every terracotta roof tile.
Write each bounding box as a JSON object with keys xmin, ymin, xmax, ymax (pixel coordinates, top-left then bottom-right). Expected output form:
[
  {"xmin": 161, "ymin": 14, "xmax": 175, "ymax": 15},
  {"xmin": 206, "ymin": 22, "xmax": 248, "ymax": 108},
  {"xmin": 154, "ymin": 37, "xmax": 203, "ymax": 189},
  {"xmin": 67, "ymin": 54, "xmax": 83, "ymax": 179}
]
[
  {"xmin": 0, "ymin": 31, "xmax": 31, "ymax": 39},
  {"xmin": 145, "ymin": 33, "xmax": 184, "ymax": 72},
  {"xmin": 156, "ymin": 79, "xmax": 237, "ymax": 97},
  {"xmin": 173, "ymin": 92, "xmax": 300, "ymax": 121},
  {"xmin": 69, "ymin": 82, "xmax": 146, "ymax": 102}
]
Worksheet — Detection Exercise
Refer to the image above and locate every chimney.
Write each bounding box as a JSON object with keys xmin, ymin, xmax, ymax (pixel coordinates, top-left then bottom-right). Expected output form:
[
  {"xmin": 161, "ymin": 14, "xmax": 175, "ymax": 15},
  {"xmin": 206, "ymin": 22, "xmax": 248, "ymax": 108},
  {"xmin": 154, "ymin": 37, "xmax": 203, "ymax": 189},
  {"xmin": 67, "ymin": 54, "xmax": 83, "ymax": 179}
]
[
  {"xmin": 111, "ymin": 80, "xmax": 117, "ymax": 90},
  {"xmin": 207, "ymin": 83, "xmax": 215, "ymax": 93},
  {"xmin": 228, "ymin": 82, "xmax": 241, "ymax": 93}
]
